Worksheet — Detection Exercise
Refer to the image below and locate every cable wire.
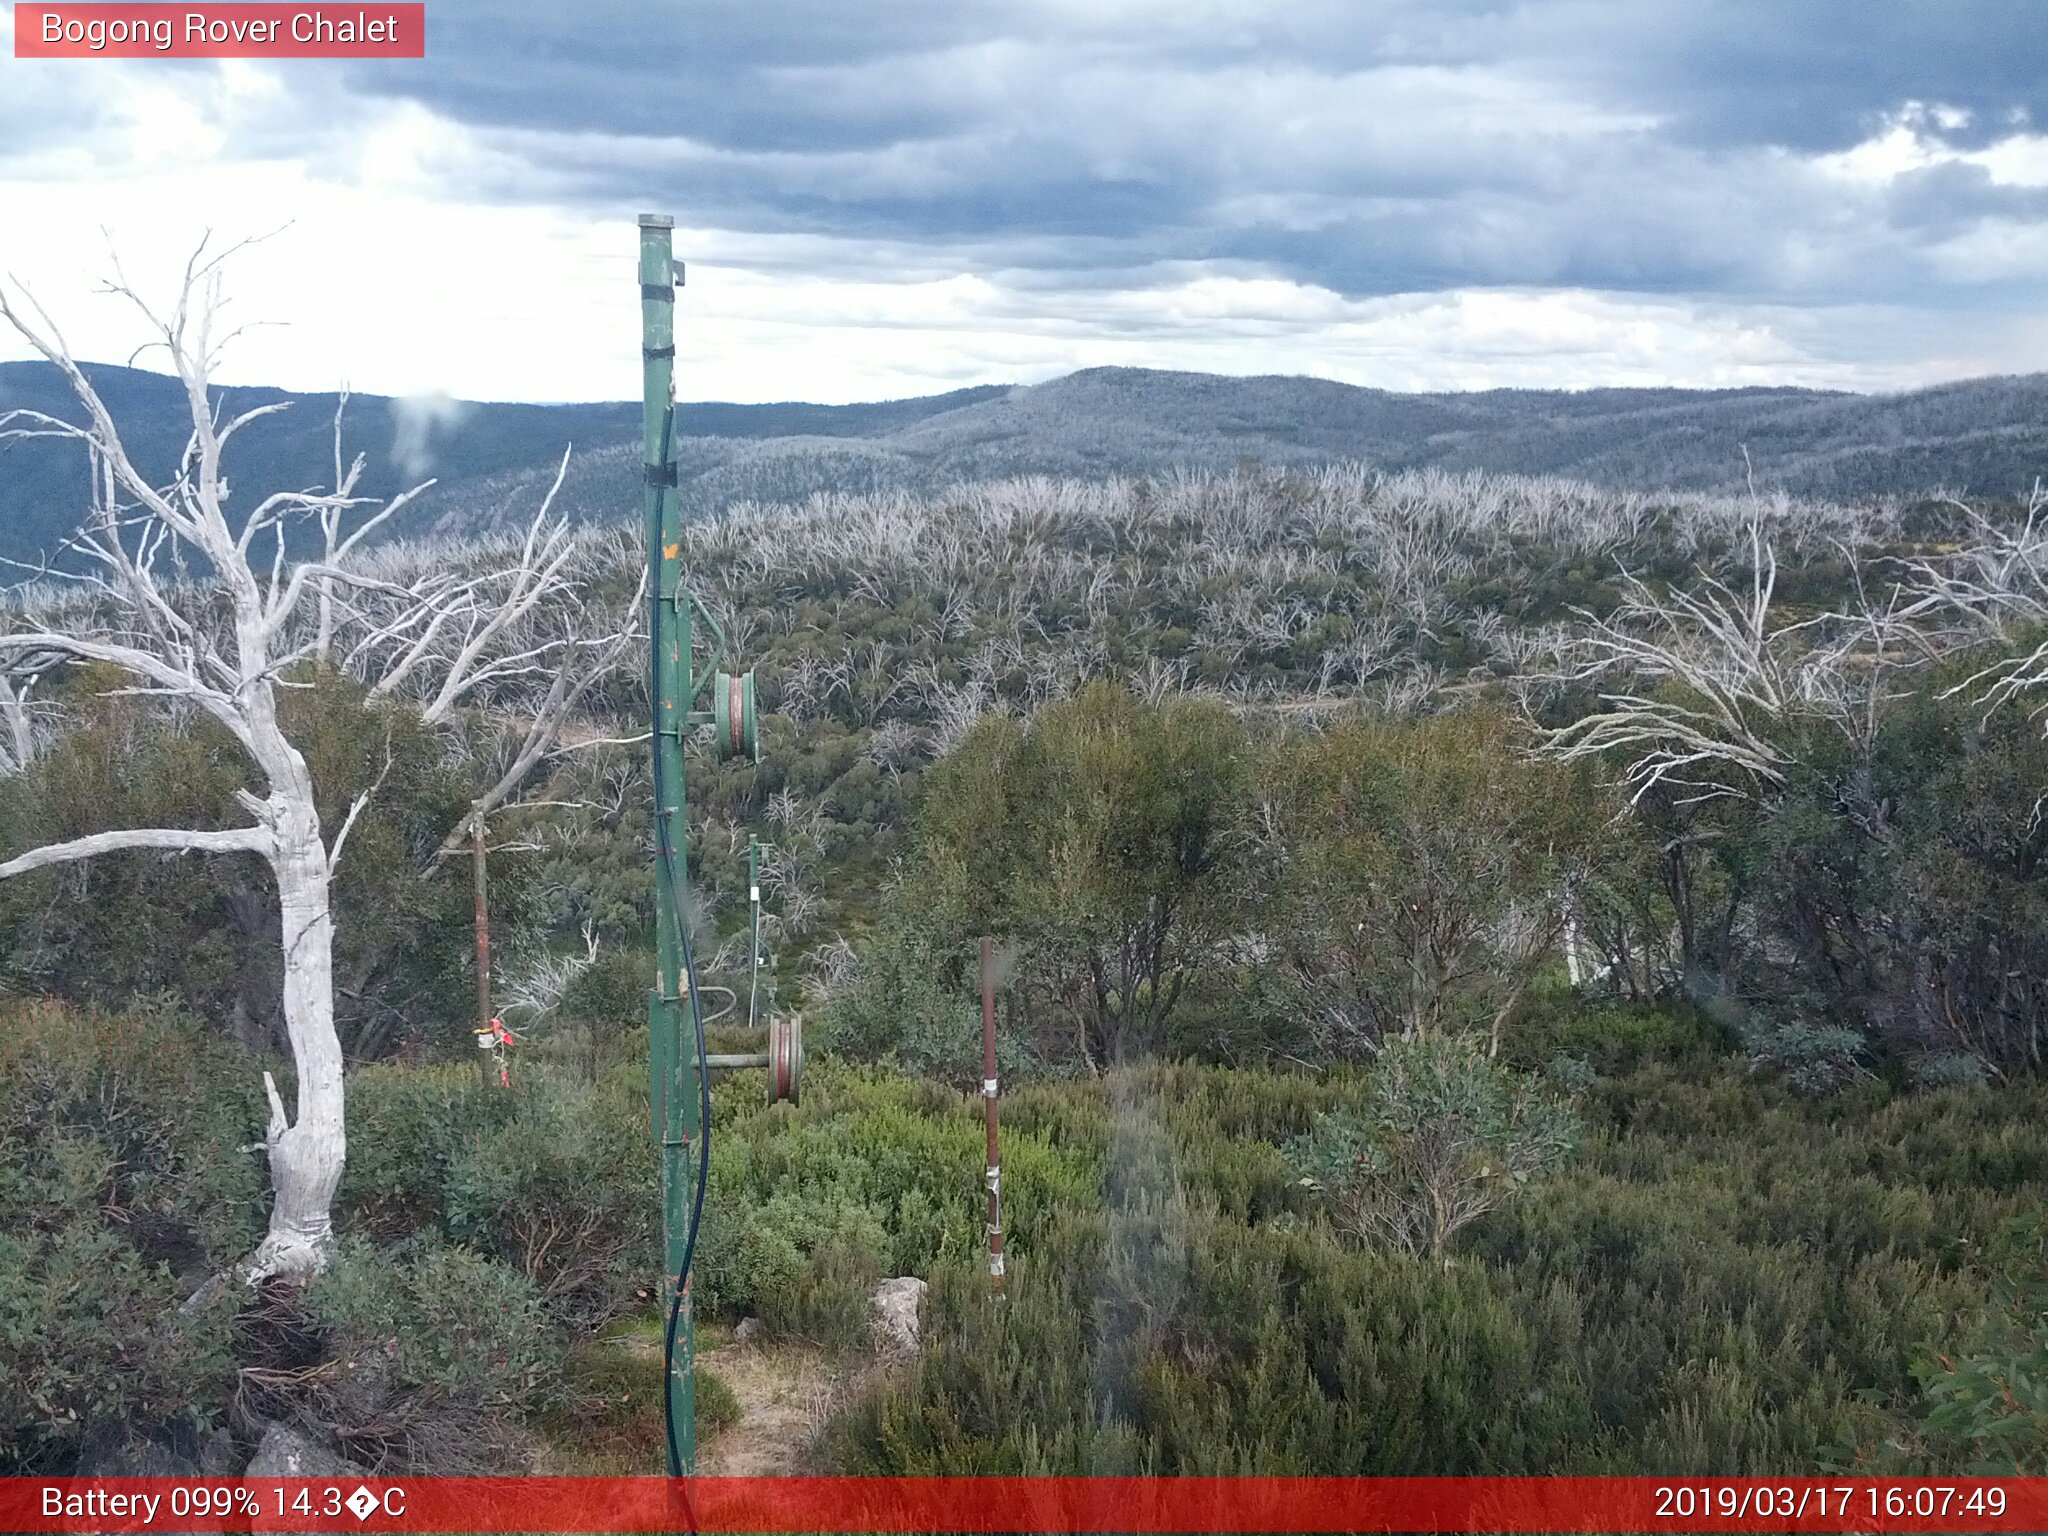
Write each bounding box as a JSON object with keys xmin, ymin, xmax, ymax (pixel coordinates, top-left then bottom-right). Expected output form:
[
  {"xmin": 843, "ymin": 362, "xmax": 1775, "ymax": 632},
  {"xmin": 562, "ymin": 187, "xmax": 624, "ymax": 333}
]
[{"xmin": 649, "ymin": 400, "xmax": 712, "ymax": 1481}]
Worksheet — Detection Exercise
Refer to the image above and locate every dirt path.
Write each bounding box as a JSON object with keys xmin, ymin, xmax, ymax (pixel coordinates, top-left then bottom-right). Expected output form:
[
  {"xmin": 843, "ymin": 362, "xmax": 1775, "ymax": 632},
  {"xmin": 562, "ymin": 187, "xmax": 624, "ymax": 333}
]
[{"xmin": 696, "ymin": 1339, "xmax": 843, "ymax": 1475}]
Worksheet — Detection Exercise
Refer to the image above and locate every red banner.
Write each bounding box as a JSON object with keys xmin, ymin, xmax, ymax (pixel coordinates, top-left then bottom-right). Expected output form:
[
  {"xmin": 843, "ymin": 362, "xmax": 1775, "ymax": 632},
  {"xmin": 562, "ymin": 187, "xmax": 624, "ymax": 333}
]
[
  {"xmin": 2, "ymin": 1476, "xmax": 2043, "ymax": 1533},
  {"xmin": 12, "ymin": 4, "xmax": 425, "ymax": 58}
]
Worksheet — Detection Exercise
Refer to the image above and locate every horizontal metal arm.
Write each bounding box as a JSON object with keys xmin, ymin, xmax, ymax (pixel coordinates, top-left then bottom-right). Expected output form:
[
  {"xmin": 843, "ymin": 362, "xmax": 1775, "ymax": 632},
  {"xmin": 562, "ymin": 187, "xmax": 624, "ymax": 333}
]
[{"xmin": 704, "ymin": 1051, "xmax": 770, "ymax": 1071}]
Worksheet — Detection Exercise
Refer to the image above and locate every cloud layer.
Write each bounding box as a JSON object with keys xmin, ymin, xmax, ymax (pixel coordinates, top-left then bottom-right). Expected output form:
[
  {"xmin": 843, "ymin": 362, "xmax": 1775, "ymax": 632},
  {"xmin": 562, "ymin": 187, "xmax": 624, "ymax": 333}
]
[{"xmin": 2, "ymin": 1, "xmax": 2045, "ymax": 401}]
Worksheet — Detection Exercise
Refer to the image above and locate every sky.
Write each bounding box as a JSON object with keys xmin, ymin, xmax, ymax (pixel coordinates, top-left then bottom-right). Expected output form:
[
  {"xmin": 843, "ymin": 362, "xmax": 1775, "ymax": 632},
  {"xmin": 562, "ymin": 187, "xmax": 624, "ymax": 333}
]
[{"xmin": 2, "ymin": 1, "xmax": 2046, "ymax": 405}]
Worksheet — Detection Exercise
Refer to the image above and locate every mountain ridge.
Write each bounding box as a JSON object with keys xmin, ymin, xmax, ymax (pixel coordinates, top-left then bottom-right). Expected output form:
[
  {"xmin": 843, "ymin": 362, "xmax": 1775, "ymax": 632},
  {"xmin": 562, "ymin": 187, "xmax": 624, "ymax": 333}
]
[{"xmin": 4, "ymin": 360, "xmax": 2045, "ymax": 566}]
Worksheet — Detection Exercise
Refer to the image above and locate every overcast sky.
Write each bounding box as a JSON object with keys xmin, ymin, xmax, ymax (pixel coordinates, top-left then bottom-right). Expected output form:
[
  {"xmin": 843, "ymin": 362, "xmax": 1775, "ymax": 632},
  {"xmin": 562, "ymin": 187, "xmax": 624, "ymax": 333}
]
[{"xmin": 3, "ymin": 1, "xmax": 2046, "ymax": 404}]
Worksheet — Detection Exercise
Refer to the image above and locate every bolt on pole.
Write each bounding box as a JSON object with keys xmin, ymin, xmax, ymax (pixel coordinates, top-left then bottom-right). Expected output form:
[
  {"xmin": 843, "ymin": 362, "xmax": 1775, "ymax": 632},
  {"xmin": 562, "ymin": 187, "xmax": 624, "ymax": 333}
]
[{"xmin": 640, "ymin": 210, "xmax": 698, "ymax": 1475}]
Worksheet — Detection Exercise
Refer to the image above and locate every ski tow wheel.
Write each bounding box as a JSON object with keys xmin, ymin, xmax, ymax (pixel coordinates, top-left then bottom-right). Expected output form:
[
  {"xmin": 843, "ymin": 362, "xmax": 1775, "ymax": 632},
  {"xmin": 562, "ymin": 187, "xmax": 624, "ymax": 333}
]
[
  {"xmin": 703, "ymin": 1013, "xmax": 804, "ymax": 1105},
  {"xmin": 712, "ymin": 669, "xmax": 759, "ymax": 763},
  {"xmin": 766, "ymin": 1012, "xmax": 803, "ymax": 1105}
]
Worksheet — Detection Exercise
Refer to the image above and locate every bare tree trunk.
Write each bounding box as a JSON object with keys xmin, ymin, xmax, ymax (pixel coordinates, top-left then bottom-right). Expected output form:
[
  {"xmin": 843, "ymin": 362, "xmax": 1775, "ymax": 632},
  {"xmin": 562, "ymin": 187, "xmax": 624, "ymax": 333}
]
[
  {"xmin": 3, "ymin": 245, "xmax": 638, "ymax": 1290},
  {"xmin": 245, "ymin": 811, "xmax": 347, "ymax": 1280}
]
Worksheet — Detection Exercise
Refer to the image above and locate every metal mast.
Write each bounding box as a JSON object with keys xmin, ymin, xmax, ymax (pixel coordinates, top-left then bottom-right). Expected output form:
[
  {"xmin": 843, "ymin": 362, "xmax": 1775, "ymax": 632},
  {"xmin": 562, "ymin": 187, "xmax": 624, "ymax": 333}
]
[
  {"xmin": 638, "ymin": 212, "xmax": 701, "ymax": 1474},
  {"xmin": 638, "ymin": 212, "xmax": 775, "ymax": 1478}
]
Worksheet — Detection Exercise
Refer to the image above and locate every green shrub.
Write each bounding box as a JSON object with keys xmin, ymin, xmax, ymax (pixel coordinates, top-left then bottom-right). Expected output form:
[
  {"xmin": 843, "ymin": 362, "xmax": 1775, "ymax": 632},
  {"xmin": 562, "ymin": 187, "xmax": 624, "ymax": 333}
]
[
  {"xmin": 560, "ymin": 946, "xmax": 648, "ymax": 1041},
  {"xmin": 557, "ymin": 1334, "xmax": 659, "ymax": 1421},
  {"xmin": 1744, "ymin": 1016, "xmax": 1870, "ymax": 1096},
  {"xmin": 1910, "ymin": 1221, "xmax": 2048, "ymax": 1473},
  {"xmin": 0, "ymin": 999, "xmax": 257, "ymax": 1472},
  {"xmin": 815, "ymin": 900, "xmax": 1035, "ymax": 1090},
  {"xmin": 0, "ymin": 1221, "xmax": 237, "ymax": 1473},
  {"xmin": 825, "ymin": 1055, "xmax": 2048, "ymax": 1476},
  {"xmin": 343, "ymin": 1052, "xmax": 1094, "ymax": 1354},
  {"xmin": 1285, "ymin": 1033, "xmax": 1578, "ymax": 1257},
  {"xmin": 1543, "ymin": 1052, "xmax": 1598, "ymax": 1094},
  {"xmin": 1512, "ymin": 995, "xmax": 1731, "ymax": 1075},
  {"xmin": 690, "ymin": 1059, "xmax": 1096, "ymax": 1345},
  {"xmin": 340, "ymin": 1061, "xmax": 518, "ymax": 1239},
  {"xmin": 696, "ymin": 1366, "xmax": 743, "ymax": 1437},
  {"xmin": 697, "ymin": 1187, "xmax": 890, "ymax": 1330},
  {"xmin": 539, "ymin": 1332, "xmax": 671, "ymax": 1472},
  {"xmin": 441, "ymin": 1065, "xmax": 657, "ymax": 1330},
  {"xmin": 758, "ymin": 1228, "xmax": 887, "ymax": 1350},
  {"xmin": 1913, "ymin": 1053, "xmax": 1992, "ymax": 1091},
  {"xmin": 298, "ymin": 1237, "xmax": 559, "ymax": 1470},
  {"xmin": 0, "ymin": 998, "xmax": 266, "ymax": 1266},
  {"xmin": 342, "ymin": 1060, "xmax": 658, "ymax": 1330}
]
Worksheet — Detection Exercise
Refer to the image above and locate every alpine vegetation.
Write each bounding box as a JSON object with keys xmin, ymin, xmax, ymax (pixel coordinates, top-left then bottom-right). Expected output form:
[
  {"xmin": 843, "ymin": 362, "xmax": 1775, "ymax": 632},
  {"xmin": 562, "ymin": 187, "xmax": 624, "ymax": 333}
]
[{"xmin": 4, "ymin": 275, "xmax": 2047, "ymax": 1478}]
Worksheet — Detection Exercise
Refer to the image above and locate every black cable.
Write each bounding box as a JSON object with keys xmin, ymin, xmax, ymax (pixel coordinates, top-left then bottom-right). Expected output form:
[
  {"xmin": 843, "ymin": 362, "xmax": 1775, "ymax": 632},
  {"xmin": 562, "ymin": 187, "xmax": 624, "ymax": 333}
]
[
  {"xmin": 658, "ymin": 831, "xmax": 711, "ymax": 1481},
  {"xmin": 649, "ymin": 400, "xmax": 712, "ymax": 1482}
]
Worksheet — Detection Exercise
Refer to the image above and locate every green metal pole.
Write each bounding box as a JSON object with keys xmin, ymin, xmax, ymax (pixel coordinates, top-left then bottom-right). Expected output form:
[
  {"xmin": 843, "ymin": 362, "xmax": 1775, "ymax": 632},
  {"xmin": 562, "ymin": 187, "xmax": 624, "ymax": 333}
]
[{"xmin": 639, "ymin": 212, "xmax": 697, "ymax": 1474}]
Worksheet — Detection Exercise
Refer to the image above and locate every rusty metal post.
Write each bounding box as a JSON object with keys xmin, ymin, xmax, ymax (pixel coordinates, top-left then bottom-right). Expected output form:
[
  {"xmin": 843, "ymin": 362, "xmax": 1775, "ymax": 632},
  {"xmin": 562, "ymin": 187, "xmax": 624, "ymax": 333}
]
[
  {"xmin": 981, "ymin": 937, "xmax": 1005, "ymax": 1298},
  {"xmin": 472, "ymin": 805, "xmax": 492, "ymax": 1089}
]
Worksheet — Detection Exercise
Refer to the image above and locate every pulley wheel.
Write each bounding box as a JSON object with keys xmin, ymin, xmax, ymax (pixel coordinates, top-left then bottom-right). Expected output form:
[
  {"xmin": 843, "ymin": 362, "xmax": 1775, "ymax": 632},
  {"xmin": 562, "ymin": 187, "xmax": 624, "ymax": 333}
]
[
  {"xmin": 712, "ymin": 669, "xmax": 760, "ymax": 763},
  {"xmin": 766, "ymin": 1012, "xmax": 803, "ymax": 1105}
]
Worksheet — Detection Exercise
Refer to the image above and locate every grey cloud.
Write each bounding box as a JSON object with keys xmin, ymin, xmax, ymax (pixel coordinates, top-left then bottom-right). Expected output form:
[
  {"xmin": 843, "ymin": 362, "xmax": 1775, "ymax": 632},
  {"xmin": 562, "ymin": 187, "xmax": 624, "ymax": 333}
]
[
  {"xmin": 371, "ymin": 0, "xmax": 2048, "ymax": 163},
  {"xmin": 345, "ymin": 0, "xmax": 1006, "ymax": 147},
  {"xmin": 1383, "ymin": 2, "xmax": 2048, "ymax": 154},
  {"xmin": 1881, "ymin": 163, "xmax": 2048, "ymax": 238},
  {"xmin": 38, "ymin": 0, "xmax": 2036, "ymax": 325}
]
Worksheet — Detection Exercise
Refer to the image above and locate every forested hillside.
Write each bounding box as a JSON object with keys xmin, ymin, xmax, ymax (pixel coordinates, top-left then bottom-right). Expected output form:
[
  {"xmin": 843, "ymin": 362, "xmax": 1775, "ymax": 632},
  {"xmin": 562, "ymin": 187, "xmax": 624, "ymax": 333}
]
[
  {"xmin": 5, "ymin": 455, "xmax": 2047, "ymax": 1478},
  {"xmin": 7, "ymin": 358, "xmax": 2048, "ymax": 567}
]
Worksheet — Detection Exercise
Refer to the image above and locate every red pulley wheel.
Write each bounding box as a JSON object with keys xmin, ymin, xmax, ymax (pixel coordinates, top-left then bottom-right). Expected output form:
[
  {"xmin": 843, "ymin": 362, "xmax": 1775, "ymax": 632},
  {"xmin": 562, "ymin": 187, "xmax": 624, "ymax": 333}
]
[{"xmin": 766, "ymin": 1013, "xmax": 802, "ymax": 1105}]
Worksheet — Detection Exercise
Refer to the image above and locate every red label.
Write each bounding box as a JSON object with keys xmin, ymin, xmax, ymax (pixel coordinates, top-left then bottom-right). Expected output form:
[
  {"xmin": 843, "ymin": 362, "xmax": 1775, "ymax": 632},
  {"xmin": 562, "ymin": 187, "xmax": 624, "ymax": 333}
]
[
  {"xmin": 13, "ymin": 3, "xmax": 425, "ymax": 57},
  {"xmin": 0, "ymin": 1477, "xmax": 2042, "ymax": 1533}
]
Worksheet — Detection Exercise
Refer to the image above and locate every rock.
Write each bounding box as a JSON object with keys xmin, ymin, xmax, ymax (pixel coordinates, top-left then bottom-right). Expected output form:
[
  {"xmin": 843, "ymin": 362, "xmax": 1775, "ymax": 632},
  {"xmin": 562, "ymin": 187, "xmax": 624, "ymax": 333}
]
[
  {"xmin": 733, "ymin": 1316, "xmax": 763, "ymax": 1343},
  {"xmin": 870, "ymin": 1276, "xmax": 927, "ymax": 1353},
  {"xmin": 245, "ymin": 1423, "xmax": 367, "ymax": 1478}
]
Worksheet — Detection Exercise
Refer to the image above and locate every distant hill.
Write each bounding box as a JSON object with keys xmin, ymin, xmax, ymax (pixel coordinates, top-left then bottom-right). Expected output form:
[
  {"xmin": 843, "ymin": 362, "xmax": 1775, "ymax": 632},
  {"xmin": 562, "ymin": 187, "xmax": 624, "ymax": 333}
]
[{"xmin": 3, "ymin": 360, "xmax": 2045, "ymax": 566}]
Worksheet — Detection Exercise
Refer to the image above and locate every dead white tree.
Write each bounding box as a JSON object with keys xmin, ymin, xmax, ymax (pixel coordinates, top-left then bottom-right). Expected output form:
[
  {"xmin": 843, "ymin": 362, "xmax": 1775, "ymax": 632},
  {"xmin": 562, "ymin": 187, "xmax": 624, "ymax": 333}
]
[
  {"xmin": 0, "ymin": 242, "xmax": 638, "ymax": 1283},
  {"xmin": 343, "ymin": 506, "xmax": 645, "ymax": 862},
  {"xmin": 1536, "ymin": 523, "xmax": 1826, "ymax": 804},
  {"xmin": 1540, "ymin": 520, "xmax": 1925, "ymax": 806},
  {"xmin": 0, "ymin": 246, "xmax": 389, "ymax": 1282},
  {"xmin": 1530, "ymin": 523, "xmax": 1920, "ymax": 992},
  {"xmin": 497, "ymin": 919, "xmax": 602, "ymax": 1025},
  {"xmin": 1903, "ymin": 484, "xmax": 2048, "ymax": 722},
  {"xmin": 0, "ymin": 656, "xmax": 56, "ymax": 774}
]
